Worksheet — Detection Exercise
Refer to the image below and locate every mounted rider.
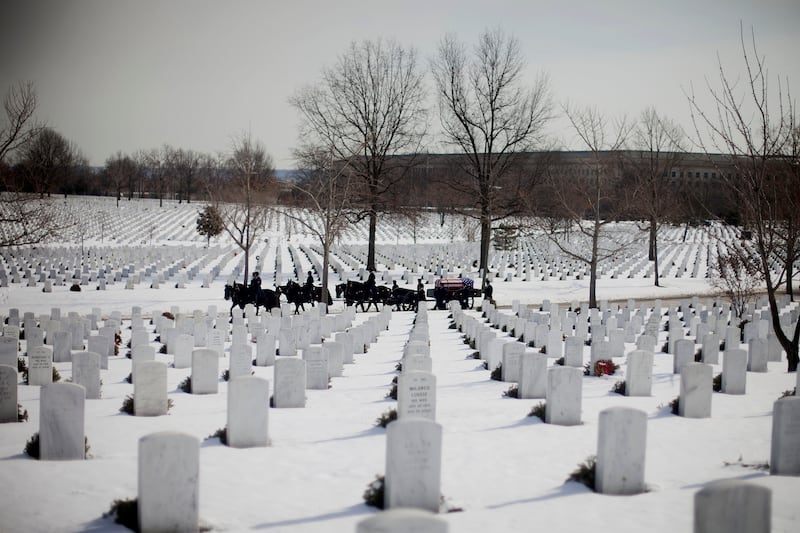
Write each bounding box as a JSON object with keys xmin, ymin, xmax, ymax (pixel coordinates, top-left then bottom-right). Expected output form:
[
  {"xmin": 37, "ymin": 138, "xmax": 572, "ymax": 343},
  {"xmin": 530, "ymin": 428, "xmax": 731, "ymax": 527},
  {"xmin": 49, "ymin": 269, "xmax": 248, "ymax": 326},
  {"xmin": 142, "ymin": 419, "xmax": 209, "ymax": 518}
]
[{"xmin": 251, "ymin": 271, "xmax": 262, "ymax": 305}]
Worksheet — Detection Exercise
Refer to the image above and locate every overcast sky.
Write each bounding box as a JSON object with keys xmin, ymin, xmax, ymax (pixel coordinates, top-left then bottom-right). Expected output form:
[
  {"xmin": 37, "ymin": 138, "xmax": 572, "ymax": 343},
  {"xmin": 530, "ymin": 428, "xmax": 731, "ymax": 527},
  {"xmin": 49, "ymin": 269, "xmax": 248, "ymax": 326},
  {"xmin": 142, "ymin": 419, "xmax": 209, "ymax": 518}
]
[{"xmin": 1, "ymin": 0, "xmax": 798, "ymax": 168}]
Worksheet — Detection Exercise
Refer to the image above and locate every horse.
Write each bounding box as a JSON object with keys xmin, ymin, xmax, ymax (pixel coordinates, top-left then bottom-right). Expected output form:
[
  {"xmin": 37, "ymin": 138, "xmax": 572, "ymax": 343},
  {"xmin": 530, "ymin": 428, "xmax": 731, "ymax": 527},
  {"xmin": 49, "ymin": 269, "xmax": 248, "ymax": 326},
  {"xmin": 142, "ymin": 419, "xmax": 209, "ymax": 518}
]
[
  {"xmin": 336, "ymin": 280, "xmax": 389, "ymax": 312},
  {"xmin": 386, "ymin": 287, "xmax": 420, "ymax": 312},
  {"xmin": 277, "ymin": 281, "xmax": 333, "ymax": 313},
  {"xmin": 224, "ymin": 282, "xmax": 280, "ymax": 316}
]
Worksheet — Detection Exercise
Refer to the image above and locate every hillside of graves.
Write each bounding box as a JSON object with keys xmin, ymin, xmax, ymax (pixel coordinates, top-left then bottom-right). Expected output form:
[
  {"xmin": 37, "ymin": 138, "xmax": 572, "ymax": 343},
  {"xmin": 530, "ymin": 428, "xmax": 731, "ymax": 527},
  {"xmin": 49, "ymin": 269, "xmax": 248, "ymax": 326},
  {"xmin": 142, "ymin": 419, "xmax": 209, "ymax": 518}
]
[{"xmin": 0, "ymin": 195, "xmax": 798, "ymax": 532}]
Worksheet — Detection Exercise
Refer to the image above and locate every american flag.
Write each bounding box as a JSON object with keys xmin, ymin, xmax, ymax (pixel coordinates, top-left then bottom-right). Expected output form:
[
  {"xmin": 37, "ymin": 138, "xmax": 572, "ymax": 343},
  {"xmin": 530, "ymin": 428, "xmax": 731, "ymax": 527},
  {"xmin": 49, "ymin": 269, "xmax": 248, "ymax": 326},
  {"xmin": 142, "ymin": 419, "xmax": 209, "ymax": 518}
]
[{"xmin": 435, "ymin": 278, "xmax": 473, "ymax": 290}]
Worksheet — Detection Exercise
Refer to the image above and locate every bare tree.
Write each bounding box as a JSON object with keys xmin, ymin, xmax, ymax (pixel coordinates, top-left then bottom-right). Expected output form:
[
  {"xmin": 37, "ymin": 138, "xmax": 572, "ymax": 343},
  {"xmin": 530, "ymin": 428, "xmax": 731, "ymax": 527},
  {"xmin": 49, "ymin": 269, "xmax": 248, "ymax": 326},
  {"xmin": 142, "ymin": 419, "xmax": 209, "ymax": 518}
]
[
  {"xmin": 165, "ymin": 146, "xmax": 200, "ymax": 204},
  {"xmin": 534, "ymin": 106, "xmax": 630, "ymax": 309},
  {"xmin": 628, "ymin": 108, "xmax": 687, "ymax": 287},
  {"xmin": 290, "ymin": 38, "xmax": 427, "ymax": 271},
  {"xmin": 431, "ymin": 28, "xmax": 552, "ymax": 277},
  {"xmin": 279, "ymin": 144, "xmax": 355, "ymax": 298},
  {"xmin": 18, "ymin": 127, "xmax": 84, "ymax": 198},
  {"xmin": 212, "ymin": 132, "xmax": 274, "ymax": 285},
  {"xmin": 710, "ymin": 251, "xmax": 760, "ymax": 321},
  {"xmin": 104, "ymin": 152, "xmax": 138, "ymax": 206},
  {"xmin": 687, "ymin": 25, "xmax": 799, "ymax": 371},
  {"xmin": 0, "ymin": 81, "xmax": 41, "ymax": 164}
]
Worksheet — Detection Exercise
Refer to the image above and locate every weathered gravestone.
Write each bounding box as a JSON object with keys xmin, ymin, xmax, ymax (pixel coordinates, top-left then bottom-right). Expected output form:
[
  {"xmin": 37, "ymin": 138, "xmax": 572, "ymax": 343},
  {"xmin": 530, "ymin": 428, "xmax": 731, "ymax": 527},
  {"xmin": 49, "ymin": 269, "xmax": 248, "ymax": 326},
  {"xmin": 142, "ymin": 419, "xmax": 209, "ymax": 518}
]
[
  {"xmin": 398, "ymin": 371, "xmax": 436, "ymax": 421},
  {"xmin": 229, "ymin": 344, "xmax": 252, "ymax": 380},
  {"xmin": 722, "ymin": 349, "xmax": 747, "ymax": 395},
  {"xmin": 323, "ymin": 341, "xmax": 344, "ymax": 378},
  {"xmin": 172, "ymin": 334, "xmax": 194, "ymax": 369},
  {"xmin": 546, "ymin": 366, "xmax": 582, "ymax": 426},
  {"xmin": 501, "ymin": 342, "xmax": 524, "ymax": 382},
  {"xmin": 679, "ymin": 363, "xmax": 712, "ymax": 418},
  {"xmin": 138, "ymin": 432, "xmax": 199, "ymax": 532},
  {"xmin": 701, "ymin": 333, "xmax": 720, "ymax": 365},
  {"xmin": 303, "ymin": 345, "xmax": 328, "ymax": 390},
  {"xmin": 28, "ymin": 345, "xmax": 53, "ymax": 386},
  {"xmin": 0, "ymin": 336, "xmax": 17, "ymax": 368},
  {"xmin": 86, "ymin": 335, "xmax": 110, "ymax": 369},
  {"xmin": 385, "ymin": 418, "xmax": 442, "ymax": 513},
  {"xmin": 278, "ymin": 328, "xmax": 297, "ymax": 356},
  {"xmin": 770, "ymin": 396, "xmax": 800, "ymax": 475},
  {"xmin": 191, "ymin": 348, "xmax": 219, "ymax": 394},
  {"xmin": 72, "ymin": 352, "xmax": 101, "ymax": 399},
  {"xmin": 403, "ymin": 355, "xmax": 432, "ymax": 374},
  {"xmin": 52, "ymin": 330, "xmax": 72, "ymax": 363},
  {"xmin": 134, "ymin": 361, "xmax": 168, "ymax": 416},
  {"xmin": 131, "ymin": 345, "xmax": 155, "ymax": 385},
  {"xmin": 25, "ymin": 326, "xmax": 44, "ymax": 356},
  {"xmin": 255, "ymin": 332, "xmax": 276, "ymax": 367},
  {"xmin": 694, "ymin": 480, "xmax": 770, "ymax": 533},
  {"xmin": 518, "ymin": 352, "xmax": 547, "ymax": 399},
  {"xmin": 596, "ymin": 407, "xmax": 647, "ymax": 495},
  {"xmin": 564, "ymin": 336, "xmax": 584, "ymax": 367},
  {"xmin": 625, "ymin": 350, "xmax": 654, "ymax": 397},
  {"xmin": 747, "ymin": 338, "xmax": 768, "ymax": 372},
  {"xmin": 0, "ymin": 364, "xmax": 17, "ymax": 423},
  {"xmin": 40, "ymin": 382, "xmax": 85, "ymax": 460},
  {"xmin": 206, "ymin": 328, "xmax": 225, "ymax": 357},
  {"xmin": 673, "ymin": 337, "xmax": 695, "ymax": 373},
  {"xmin": 273, "ymin": 358, "xmax": 306, "ymax": 408},
  {"xmin": 227, "ymin": 376, "xmax": 270, "ymax": 448},
  {"xmin": 356, "ymin": 508, "xmax": 448, "ymax": 533}
]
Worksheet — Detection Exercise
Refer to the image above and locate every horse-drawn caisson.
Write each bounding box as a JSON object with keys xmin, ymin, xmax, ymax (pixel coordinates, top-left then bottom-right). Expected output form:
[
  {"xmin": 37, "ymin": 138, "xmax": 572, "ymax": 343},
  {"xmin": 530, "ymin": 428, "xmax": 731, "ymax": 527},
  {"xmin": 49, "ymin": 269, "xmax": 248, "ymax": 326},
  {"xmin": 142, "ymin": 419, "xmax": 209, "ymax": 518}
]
[{"xmin": 429, "ymin": 277, "xmax": 480, "ymax": 310}]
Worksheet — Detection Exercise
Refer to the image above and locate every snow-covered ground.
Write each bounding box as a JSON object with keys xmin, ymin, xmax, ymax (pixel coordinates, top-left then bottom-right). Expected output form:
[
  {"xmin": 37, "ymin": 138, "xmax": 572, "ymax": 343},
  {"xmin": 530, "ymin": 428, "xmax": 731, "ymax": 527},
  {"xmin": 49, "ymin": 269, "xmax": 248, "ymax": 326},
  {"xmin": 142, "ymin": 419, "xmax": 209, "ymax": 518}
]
[{"xmin": 0, "ymin": 197, "xmax": 798, "ymax": 532}]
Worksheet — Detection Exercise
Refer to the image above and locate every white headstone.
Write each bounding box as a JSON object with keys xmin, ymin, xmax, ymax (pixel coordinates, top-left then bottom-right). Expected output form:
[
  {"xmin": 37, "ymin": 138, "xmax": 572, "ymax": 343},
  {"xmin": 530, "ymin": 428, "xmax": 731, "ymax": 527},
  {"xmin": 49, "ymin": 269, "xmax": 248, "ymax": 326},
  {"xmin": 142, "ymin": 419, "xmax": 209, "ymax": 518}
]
[
  {"xmin": 625, "ymin": 350, "xmax": 654, "ymax": 397},
  {"xmin": 356, "ymin": 508, "xmax": 448, "ymax": 533},
  {"xmin": 134, "ymin": 361, "xmax": 168, "ymax": 416},
  {"xmin": 679, "ymin": 363, "xmax": 712, "ymax": 418},
  {"xmin": 227, "ymin": 376, "xmax": 270, "ymax": 448},
  {"xmin": 138, "ymin": 432, "xmax": 199, "ymax": 533},
  {"xmin": 255, "ymin": 332, "xmax": 276, "ymax": 367},
  {"xmin": 0, "ymin": 364, "xmax": 18, "ymax": 423},
  {"xmin": 546, "ymin": 366, "xmax": 582, "ymax": 426},
  {"xmin": 694, "ymin": 480, "xmax": 771, "ymax": 533},
  {"xmin": 229, "ymin": 344, "xmax": 252, "ymax": 380},
  {"xmin": 28, "ymin": 345, "xmax": 53, "ymax": 386},
  {"xmin": 385, "ymin": 418, "xmax": 442, "ymax": 513},
  {"xmin": 596, "ymin": 406, "xmax": 647, "ymax": 495},
  {"xmin": 273, "ymin": 358, "xmax": 306, "ymax": 408},
  {"xmin": 71, "ymin": 352, "xmax": 101, "ymax": 400},
  {"xmin": 722, "ymin": 349, "xmax": 747, "ymax": 395},
  {"xmin": 398, "ymin": 371, "xmax": 436, "ymax": 421},
  {"xmin": 40, "ymin": 382, "xmax": 85, "ymax": 460},
  {"xmin": 518, "ymin": 352, "xmax": 547, "ymax": 399},
  {"xmin": 191, "ymin": 348, "xmax": 219, "ymax": 394},
  {"xmin": 770, "ymin": 396, "xmax": 800, "ymax": 475}
]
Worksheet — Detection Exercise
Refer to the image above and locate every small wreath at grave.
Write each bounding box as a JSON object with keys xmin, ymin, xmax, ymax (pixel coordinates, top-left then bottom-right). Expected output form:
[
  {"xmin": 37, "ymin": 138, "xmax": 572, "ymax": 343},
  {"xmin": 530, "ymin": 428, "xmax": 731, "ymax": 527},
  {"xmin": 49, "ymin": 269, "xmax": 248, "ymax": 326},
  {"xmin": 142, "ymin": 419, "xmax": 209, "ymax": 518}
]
[
  {"xmin": 104, "ymin": 498, "xmax": 138, "ymax": 531},
  {"xmin": 695, "ymin": 349, "xmax": 703, "ymax": 362},
  {"xmin": 69, "ymin": 283, "xmax": 81, "ymax": 292},
  {"xmin": 385, "ymin": 383, "xmax": 397, "ymax": 400},
  {"xmin": 584, "ymin": 359, "xmax": 619, "ymax": 376},
  {"xmin": 17, "ymin": 403, "xmax": 28, "ymax": 422},
  {"xmin": 490, "ymin": 363, "xmax": 503, "ymax": 381},
  {"xmin": 539, "ymin": 345, "xmax": 547, "ymax": 354},
  {"xmin": 779, "ymin": 387, "xmax": 796, "ymax": 399},
  {"xmin": 668, "ymin": 396, "xmax": 680, "ymax": 415},
  {"xmin": 394, "ymin": 362, "xmax": 402, "ymax": 372},
  {"xmin": 206, "ymin": 427, "xmax": 228, "ymax": 445},
  {"xmin": 554, "ymin": 357, "xmax": 565, "ymax": 366},
  {"xmin": 363, "ymin": 475, "xmax": 385, "ymax": 509},
  {"xmin": 24, "ymin": 433, "xmax": 90, "ymax": 459},
  {"xmin": 528, "ymin": 401, "xmax": 546, "ymax": 421},
  {"xmin": 661, "ymin": 342, "xmax": 669, "ymax": 353},
  {"xmin": 178, "ymin": 376, "xmax": 192, "ymax": 393},
  {"xmin": 567, "ymin": 455, "xmax": 597, "ymax": 491},
  {"xmin": 375, "ymin": 408, "xmax": 397, "ymax": 428},
  {"xmin": 17, "ymin": 357, "xmax": 27, "ymax": 373},
  {"xmin": 611, "ymin": 380, "xmax": 626, "ymax": 395},
  {"xmin": 469, "ymin": 351, "xmax": 480, "ymax": 359},
  {"xmin": 503, "ymin": 384, "xmax": 519, "ymax": 398},
  {"xmin": 713, "ymin": 373, "xmax": 722, "ymax": 392}
]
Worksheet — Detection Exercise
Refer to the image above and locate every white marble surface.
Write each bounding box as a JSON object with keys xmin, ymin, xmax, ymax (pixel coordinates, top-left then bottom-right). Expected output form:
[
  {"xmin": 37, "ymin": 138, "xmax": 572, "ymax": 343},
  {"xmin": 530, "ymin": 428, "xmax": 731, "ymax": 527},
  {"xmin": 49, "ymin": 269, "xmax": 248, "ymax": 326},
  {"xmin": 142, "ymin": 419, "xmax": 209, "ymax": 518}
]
[
  {"xmin": 385, "ymin": 419, "xmax": 442, "ymax": 513},
  {"xmin": 135, "ymin": 361, "xmax": 168, "ymax": 416},
  {"xmin": 273, "ymin": 358, "xmax": 306, "ymax": 408},
  {"xmin": 40, "ymin": 382, "xmax": 85, "ymax": 460},
  {"xmin": 596, "ymin": 406, "xmax": 647, "ymax": 495},
  {"xmin": 227, "ymin": 376, "xmax": 270, "ymax": 448},
  {"xmin": 191, "ymin": 348, "xmax": 219, "ymax": 394}
]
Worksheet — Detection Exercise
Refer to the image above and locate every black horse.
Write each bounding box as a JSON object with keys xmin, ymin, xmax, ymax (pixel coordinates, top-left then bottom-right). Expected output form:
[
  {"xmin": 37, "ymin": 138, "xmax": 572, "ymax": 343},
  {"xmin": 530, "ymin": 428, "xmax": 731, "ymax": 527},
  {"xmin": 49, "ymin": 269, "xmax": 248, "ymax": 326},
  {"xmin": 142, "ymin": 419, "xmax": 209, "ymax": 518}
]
[
  {"xmin": 336, "ymin": 280, "xmax": 389, "ymax": 312},
  {"xmin": 224, "ymin": 282, "xmax": 280, "ymax": 316},
  {"xmin": 386, "ymin": 287, "xmax": 420, "ymax": 312},
  {"xmin": 278, "ymin": 280, "xmax": 333, "ymax": 314}
]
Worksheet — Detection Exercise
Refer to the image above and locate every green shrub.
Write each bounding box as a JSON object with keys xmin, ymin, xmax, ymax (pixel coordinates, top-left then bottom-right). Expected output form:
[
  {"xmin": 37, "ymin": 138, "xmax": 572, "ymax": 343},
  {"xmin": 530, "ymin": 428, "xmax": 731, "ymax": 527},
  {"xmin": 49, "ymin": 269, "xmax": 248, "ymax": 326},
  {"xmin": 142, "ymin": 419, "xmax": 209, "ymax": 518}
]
[
  {"xmin": 18, "ymin": 357, "xmax": 27, "ymax": 373},
  {"xmin": 567, "ymin": 455, "xmax": 597, "ymax": 491},
  {"xmin": 554, "ymin": 357, "xmax": 565, "ymax": 366},
  {"xmin": 375, "ymin": 409, "xmax": 398, "ymax": 428},
  {"xmin": 779, "ymin": 387, "xmax": 797, "ymax": 399},
  {"xmin": 713, "ymin": 373, "xmax": 722, "ymax": 392},
  {"xmin": 125, "ymin": 373, "xmax": 132, "ymax": 384},
  {"xmin": 661, "ymin": 342, "xmax": 669, "ymax": 353},
  {"xmin": 539, "ymin": 345, "xmax": 547, "ymax": 354},
  {"xmin": 104, "ymin": 498, "xmax": 138, "ymax": 531},
  {"xmin": 178, "ymin": 376, "xmax": 192, "ymax": 393},
  {"xmin": 490, "ymin": 364, "xmax": 502, "ymax": 381},
  {"xmin": 363, "ymin": 475, "xmax": 385, "ymax": 509},
  {"xmin": 669, "ymin": 396, "xmax": 680, "ymax": 415},
  {"xmin": 695, "ymin": 349, "xmax": 703, "ymax": 362},
  {"xmin": 385, "ymin": 384, "xmax": 397, "ymax": 400},
  {"xmin": 52, "ymin": 367, "xmax": 61, "ymax": 382},
  {"xmin": 23, "ymin": 433, "xmax": 89, "ymax": 459},
  {"xmin": 528, "ymin": 401, "xmax": 546, "ymax": 421},
  {"xmin": 394, "ymin": 362, "xmax": 403, "ymax": 372},
  {"xmin": 611, "ymin": 380, "xmax": 626, "ymax": 395},
  {"xmin": 470, "ymin": 351, "xmax": 480, "ymax": 359},
  {"xmin": 207, "ymin": 427, "xmax": 228, "ymax": 445},
  {"xmin": 503, "ymin": 385, "xmax": 519, "ymax": 398},
  {"xmin": 18, "ymin": 404, "xmax": 28, "ymax": 422},
  {"xmin": 120, "ymin": 395, "xmax": 134, "ymax": 415}
]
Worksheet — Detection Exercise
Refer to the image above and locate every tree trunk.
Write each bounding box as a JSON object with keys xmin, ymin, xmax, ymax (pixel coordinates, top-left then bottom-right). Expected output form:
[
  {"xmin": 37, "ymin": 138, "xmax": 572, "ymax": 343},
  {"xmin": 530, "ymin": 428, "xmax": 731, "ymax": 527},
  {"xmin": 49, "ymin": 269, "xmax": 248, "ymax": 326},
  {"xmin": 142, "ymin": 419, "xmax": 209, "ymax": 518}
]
[
  {"xmin": 367, "ymin": 208, "xmax": 377, "ymax": 272},
  {"xmin": 589, "ymin": 220, "xmax": 599, "ymax": 309},
  {"xmin": 479, "ymin": 212, "xmax": 491, "ymax": 274},
  {"xmin": 653, "ymin": 224, "xmax": 660, "ymax": 288},
  {"xmin": 786, "ymin": 233, "xmax": 795, "ymax": 300},
  {"xmin": 322, "ymin": 239, "xmax": 330, "ymax": 304},
  {"xmin": 648, "ymin": 221, "xmax": 656, "ymax": 261}
]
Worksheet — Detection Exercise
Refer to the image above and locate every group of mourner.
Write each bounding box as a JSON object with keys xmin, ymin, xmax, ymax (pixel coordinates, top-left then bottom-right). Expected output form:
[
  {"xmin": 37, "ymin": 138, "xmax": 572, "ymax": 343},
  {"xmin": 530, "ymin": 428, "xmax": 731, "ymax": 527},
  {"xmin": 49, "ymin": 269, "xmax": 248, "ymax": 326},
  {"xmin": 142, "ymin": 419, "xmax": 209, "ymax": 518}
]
[{"xmin": 225, "ymin": 269, "xmax": 489, "ymax": 316}]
